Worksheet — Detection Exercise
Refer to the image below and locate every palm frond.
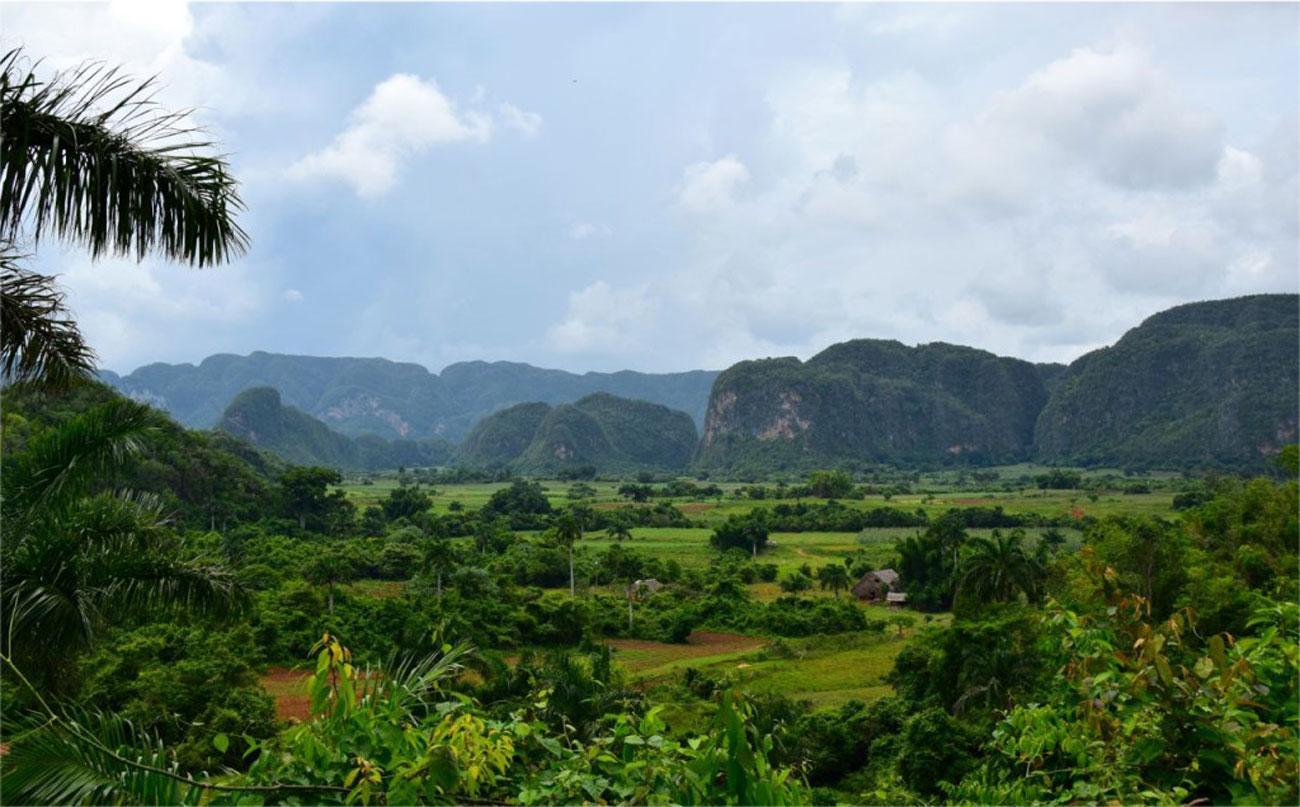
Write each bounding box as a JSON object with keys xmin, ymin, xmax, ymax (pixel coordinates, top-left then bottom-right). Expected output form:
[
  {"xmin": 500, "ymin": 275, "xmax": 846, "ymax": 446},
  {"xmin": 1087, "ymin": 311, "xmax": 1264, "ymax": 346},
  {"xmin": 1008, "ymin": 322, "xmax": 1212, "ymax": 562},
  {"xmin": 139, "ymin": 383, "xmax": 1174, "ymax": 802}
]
[
  {"xmin": 0, "ymin": 47, "xmax": 247, "ymax": 266},
  {"xmin": 3, "ymin": 490, "xmax": 246, "ymax": 661},
  {"xmin": 0, "ymin": 246, "xmax": 96, "ymax": 386},
  {"xmin": 2, "ymin": 396, "xmax": 159, "ymax": 518},
  {"xmin": 0, "ymin": 707, "xmax": 200, "ymax": 806},
  {"xmin": 378, "ymin": 643, "xmax": 474, "ymax": 716}
]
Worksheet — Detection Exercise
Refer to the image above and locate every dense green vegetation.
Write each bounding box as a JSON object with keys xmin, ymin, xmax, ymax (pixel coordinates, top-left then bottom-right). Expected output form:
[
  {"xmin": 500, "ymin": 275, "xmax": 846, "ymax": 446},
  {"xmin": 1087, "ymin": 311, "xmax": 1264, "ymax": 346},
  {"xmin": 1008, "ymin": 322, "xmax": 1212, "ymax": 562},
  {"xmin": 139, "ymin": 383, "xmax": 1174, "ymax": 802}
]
[
  {"xmin": 102, "ymin": 352, "xmax": 718, "ymax": 441},
  {"xmin": 461, "ymin": 392, "xmax": 698, "ymax": 474},
  {"xmin": 218, "ymin": 386, "xmax": 455, "ymax": 471},
  {"xmin": 1035, "ymin": 294, "xmax": 1299, "ymax": 472}
]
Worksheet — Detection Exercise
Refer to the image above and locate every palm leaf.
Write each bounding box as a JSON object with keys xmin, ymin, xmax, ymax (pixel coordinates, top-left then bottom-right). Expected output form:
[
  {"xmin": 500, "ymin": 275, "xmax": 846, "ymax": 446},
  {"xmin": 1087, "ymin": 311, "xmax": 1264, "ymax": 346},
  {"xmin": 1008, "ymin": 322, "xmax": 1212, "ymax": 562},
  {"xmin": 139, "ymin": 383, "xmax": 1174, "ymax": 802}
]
[
  {"xmin": 0, "ymin": 47, "xmax": 247, "ymax": 267},
  {"xmin": 377, "ymin": 643, "xmax": 474, "ymax": 717},
  {"xmin": 2, "ymin": 396, "xmax": 159, "ymax": 519},
  {"xmin": 0, "ymin": 707, "xmax": 200, "ymax": 806},
  {"xmin": 0, "ymin": 245, "xmax": 96, "ymax": 386},
  {"xmin": 3, "ymin": 490, "xmax": 246, "ymax": 663}
]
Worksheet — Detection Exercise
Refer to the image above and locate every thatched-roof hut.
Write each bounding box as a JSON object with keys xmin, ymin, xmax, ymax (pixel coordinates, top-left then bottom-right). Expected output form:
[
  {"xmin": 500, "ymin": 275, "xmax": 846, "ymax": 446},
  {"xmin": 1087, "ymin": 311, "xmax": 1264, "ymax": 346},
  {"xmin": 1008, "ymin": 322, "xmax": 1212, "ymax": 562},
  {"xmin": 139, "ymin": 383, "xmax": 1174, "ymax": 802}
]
[{"xmin": 852, "ymin": 568, "xmax": 900, "ymax": 602}]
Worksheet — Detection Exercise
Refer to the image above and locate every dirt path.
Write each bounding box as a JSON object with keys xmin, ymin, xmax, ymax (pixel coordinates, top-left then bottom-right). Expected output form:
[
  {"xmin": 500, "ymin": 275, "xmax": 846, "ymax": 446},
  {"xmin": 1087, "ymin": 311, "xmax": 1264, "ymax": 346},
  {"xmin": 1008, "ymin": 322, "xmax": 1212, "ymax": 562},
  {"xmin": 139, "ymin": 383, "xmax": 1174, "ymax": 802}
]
[{"xmin": 261, "ymin": 667, "xmax": 311, "ymax": 722}]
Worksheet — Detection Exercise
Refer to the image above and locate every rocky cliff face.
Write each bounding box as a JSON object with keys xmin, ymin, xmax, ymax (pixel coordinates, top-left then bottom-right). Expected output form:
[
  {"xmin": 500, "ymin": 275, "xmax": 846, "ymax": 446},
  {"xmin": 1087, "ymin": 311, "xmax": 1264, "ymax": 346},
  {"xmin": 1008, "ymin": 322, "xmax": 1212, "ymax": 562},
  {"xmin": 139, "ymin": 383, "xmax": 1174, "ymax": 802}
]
[
  {"xmin": 695, "ymin": 341, "xmax": 1050, "ymax": 471},
  {"xmin": 217, "ymin": 386, "xmax": 454, "ymax": 470}
]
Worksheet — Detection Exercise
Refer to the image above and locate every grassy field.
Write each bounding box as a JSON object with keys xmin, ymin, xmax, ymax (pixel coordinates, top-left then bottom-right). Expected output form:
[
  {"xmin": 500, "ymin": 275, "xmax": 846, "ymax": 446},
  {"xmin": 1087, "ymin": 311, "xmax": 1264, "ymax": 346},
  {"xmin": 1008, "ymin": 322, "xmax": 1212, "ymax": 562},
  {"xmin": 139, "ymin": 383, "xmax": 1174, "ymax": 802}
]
[
  {"xmin": 608, "ymin": 627, "xmax": 944, "ymax": 716},
  {"xmin": 581, "ymin": 526, "xmax": 1080, "ymax": 578},
  {"xmin": 337, "ymin": 474, "xmax": 1180, "ymax": 525}
]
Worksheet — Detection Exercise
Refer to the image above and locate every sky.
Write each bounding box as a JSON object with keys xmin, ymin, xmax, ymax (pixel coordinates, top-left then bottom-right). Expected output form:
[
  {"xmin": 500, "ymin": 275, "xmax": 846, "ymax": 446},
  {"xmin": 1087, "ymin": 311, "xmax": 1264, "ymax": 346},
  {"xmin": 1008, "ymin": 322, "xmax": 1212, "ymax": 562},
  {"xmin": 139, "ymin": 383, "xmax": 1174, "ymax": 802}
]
[{"xmin": 5, "ymin": 1, "xmax": 1298, "ymax": 375}]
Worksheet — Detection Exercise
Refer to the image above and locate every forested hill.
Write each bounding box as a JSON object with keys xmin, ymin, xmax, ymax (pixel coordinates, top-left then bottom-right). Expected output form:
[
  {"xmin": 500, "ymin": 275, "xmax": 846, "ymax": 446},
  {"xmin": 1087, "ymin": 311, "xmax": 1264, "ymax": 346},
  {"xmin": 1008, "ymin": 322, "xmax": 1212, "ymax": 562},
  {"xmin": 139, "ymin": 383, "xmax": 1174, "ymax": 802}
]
[
  {"xmin": 1034, "ymin": 294, "xmax": 1299, "ymax": 472},
  {"xmin": 217, "ymin": 387, "xmax": 455, "ymax": 471},
  {"xmin": 694, "ymin": 340, "xmax": 1053, "ymax": 472},
  {"xmin": 100, "ymin": 353, "xmax": 718, "ymax": 442},
  {"xmin": 460, "ymin": 393, "xmax": 699, "ymax": 473},
  {"xmin": 696, "ymin": 294, "xmax": 1299, "ymax": 474}
]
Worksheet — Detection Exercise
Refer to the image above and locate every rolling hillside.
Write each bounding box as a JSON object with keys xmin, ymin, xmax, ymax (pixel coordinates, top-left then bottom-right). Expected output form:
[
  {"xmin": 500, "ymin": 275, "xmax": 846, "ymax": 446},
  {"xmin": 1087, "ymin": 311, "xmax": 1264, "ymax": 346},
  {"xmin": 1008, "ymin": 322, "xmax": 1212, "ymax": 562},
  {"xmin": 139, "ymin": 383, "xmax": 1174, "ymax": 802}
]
[{"xmin": 461, "ymin": 393, "xmax": 699, "ymax": 473}]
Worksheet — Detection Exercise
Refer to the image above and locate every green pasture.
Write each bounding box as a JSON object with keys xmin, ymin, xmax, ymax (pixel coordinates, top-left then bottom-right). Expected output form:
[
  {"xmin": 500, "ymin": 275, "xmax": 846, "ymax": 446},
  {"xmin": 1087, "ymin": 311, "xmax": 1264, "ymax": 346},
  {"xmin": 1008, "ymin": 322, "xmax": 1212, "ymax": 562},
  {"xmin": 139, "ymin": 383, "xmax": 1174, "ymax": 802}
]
[
  {"xmin": 581, "ymin": 526, "xmax": 1080, "ymax": 578},
  {"xmin": 337, "ymin": 471, "xmax": 1179, "ymax": 525},
  {"xmin": 612, "ymin": 628, "xmax": 951, "ymax": 719}
]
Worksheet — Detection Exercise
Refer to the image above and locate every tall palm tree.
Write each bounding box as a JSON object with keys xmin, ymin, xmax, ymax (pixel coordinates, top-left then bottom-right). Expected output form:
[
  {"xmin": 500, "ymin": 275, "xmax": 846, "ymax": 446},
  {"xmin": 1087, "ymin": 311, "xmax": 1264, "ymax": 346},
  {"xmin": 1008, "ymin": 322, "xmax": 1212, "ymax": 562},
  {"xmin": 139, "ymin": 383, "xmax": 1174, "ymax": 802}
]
[
  {"xmin": 956, "ymin": 530, "xmax": 1044, "ymax": 607},
  {"xmin": 552, "ymin": 512, "xmax": 583, "ymax": 596},
  {"xmin": 303, "ymin": 549, "xmax": 355, "ymax": 615},
  {"xmin": 422, "ymin": 535, "xmax": 456, "ymax": 599}
]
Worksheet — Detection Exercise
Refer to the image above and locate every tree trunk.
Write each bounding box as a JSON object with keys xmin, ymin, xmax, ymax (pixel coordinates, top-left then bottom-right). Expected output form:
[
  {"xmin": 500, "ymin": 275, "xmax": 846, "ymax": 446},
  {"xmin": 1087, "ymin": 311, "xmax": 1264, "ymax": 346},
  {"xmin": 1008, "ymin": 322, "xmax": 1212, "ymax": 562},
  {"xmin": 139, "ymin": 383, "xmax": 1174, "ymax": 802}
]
[
  {"xmin": 627, "ymin": 582, "xmax": 635, "ymax": 630},
  {"xmin": 299, "ymin": 513, "xmax": 306, "ymax": 530},
  {"xmin": 436, "ymin": 570, "xmax": 443, "ymax": 599},
  {"xmin": 569, "ymin": 545, "xmax": 575, "ymax": 596},
  {"xmin": 327, "ymin": 585, "xmax": 335, "ymax": 614},
  {"xmin": 752, "ymin": 538, "xmax": 757, "ymax": 559}
]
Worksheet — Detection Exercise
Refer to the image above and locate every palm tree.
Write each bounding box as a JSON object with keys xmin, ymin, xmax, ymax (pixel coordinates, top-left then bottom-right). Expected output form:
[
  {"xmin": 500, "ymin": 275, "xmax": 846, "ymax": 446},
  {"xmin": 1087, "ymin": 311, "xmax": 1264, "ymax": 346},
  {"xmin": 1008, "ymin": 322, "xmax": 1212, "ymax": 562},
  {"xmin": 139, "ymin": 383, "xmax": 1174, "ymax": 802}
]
[
  {"xmin": 605, "ymin": 521, "xmax": 633, "ymax": 543},
  {"xmin": 1, "ymin": 47, "xmax": 245, "ymax": 389},
  {"xmin": 304, "ymin": 549, "xmax": 355, "ymax": 615},
  {"xmin": 817, "ymin": 563, "xmax": 851, "ymax": 598},
  {"xmin": 1, "ymin": 247, "xmax": 95, "ymax": 387},
  {"xmin": 552, "ymin": 512, "xmax": 583, "ymax": 596},
  {"xmin": 0, "ymin": 398, "xmax": 243, "ymax": 688},
  {"xmin": 956, "ymin": 530, "xmax": 1045, "ymax": 607},
  {"xmin": 423, "ymin": 535, "xmax": 456, "ymax": 598}
]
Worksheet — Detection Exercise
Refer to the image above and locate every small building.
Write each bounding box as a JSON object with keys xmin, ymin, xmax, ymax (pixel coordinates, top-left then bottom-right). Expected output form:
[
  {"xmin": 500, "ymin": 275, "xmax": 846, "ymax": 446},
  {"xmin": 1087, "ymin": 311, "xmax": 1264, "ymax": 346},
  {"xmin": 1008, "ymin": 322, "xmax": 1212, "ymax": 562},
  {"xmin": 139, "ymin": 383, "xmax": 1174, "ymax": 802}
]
[
  {"xmin": 852, "ymin": 568, "xmax": 900, "ymax": 602},
  {"xmin": 886, "ymin": 591, "xmax": 909, "ymax": 608}
]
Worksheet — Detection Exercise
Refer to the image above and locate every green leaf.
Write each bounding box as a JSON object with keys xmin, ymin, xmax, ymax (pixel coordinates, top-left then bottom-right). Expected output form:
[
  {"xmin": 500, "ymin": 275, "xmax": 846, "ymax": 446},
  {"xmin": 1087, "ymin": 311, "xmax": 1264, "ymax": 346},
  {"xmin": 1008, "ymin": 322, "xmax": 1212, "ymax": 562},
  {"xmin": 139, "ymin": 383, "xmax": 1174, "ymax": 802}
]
[{"xmin": 212, "ymin": 733, "xmax": 229, "ymax": 754}]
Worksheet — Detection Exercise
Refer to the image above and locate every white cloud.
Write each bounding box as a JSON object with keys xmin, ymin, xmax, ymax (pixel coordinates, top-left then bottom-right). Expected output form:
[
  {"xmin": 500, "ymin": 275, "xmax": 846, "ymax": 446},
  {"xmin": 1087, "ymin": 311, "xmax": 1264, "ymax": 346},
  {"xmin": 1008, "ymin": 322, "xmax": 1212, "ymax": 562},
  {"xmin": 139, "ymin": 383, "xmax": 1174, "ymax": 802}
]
[
  {"xmin": 282, "ymin": 288, "xmax": 304, "ymax": 303},
  {"xmin": 552, "ymin": 34, "xmax": 1296, "ymax": 368},
  {"xmin": 568, "ymin": 222, "xmax": 610, "ymax": 241},
  {"xmin": 547, "ymin": 281, "xmax": 658, "ymax": 355},
  {"xmin": 288, "ymin": 74, "xmax": 492, "ymax": 198},
  {"xmin": 498, "ymin": 102, "xmax": 543, "ymax": 137},
  {"xmin": 0, "ymin": 1, "xmax": 242, "ymax": 120},
  {"xmin": 678, "ymin": 155, "xmax": 750, "ymax": 214},
  {"xmin": 991, "ymin": 44, "xmax": 1222, "ymax": 190},
  {"xmin": 55, "ymin": 250, "xmax": 270, "ymax": 371}
]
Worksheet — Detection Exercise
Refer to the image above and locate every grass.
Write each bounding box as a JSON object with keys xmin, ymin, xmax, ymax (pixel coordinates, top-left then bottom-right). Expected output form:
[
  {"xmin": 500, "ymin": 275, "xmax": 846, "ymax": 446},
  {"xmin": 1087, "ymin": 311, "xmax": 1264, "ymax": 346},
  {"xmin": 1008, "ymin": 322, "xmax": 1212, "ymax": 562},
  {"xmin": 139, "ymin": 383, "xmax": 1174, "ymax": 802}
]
[
  {"xmin": 337, "ymin": 471, "xmax": 1180, "ymax": 528},
  {"xmin": 610, "ymin": 627, "xmax": 945, "ymax": 715},
  {"xmin": 607, "ymin": 631, "xmax": 768, "ymax": 675}
]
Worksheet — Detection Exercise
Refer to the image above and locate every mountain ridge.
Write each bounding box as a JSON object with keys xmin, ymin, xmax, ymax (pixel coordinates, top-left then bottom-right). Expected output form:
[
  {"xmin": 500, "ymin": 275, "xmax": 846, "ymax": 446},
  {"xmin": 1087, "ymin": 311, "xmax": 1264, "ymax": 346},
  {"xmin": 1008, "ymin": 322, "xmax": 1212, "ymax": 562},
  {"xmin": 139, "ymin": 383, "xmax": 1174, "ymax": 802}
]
[{"xmin": 100, "ymin": 352, "xmax": 719, "ymax": 442}]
